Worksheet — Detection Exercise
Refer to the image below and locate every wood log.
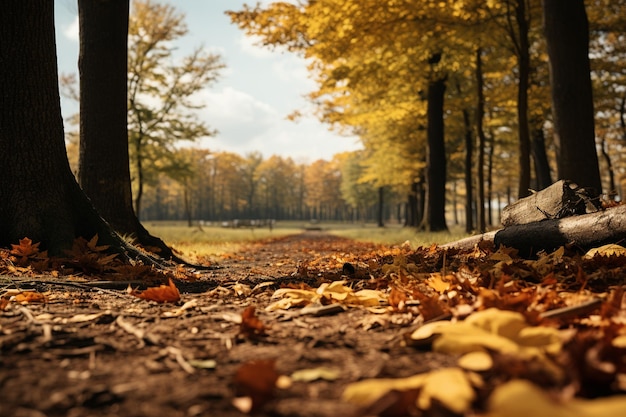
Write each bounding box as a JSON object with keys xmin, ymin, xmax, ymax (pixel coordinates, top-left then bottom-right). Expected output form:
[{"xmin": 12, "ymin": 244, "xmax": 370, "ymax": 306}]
[
  {"xmin": 443, "ymin": 204, "xmax": 626, "ymax": 256},
  {"xmin": 501, "ymin": 180, "xmax": 592, "ymax": 227}
]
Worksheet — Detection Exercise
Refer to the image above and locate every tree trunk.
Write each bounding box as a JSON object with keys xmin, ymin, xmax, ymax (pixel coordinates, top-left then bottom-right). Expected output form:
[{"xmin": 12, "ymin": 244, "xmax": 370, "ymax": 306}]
[
  {"xmin": 0, "ymin": 1, "xmax": 125, "ymax": 254},
  {"xmin": 599, "ymin": 136, "xmax": 616, "ymax": 199},
  {"xmin": 475, "ymin": 48, "xmax": 487, "ymax": 233},
  {"xmin": 77, "ymin": 0, "xmax": 185, "ymax": 262},
  {"xmin": 514, "ymin": 0, "xmax": 532, "ymax": 198},
  {"xmin": 377, "ymin": 186, "xmax": 385, "ymax": 227},
  {"xmin": 543, "ymin": 0, "xmax": 602, "ymax": 195},
  {"xmin": 530, "ymin": 121, "xmax": 553, "ymax": 190},
  {"xmin": 78, "ymin": 0, "xmax": 132, "ymax": 231},
  {"xmin": 461, "ymin": 98, "xmax": 474, "ymax": 233},
  {"xmin": 422, "ymin": 76, "xmax": 448, "ymax": 232}
]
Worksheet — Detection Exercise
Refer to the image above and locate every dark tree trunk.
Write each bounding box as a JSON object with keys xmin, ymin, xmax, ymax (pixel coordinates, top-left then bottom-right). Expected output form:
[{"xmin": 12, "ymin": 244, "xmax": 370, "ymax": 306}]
[
  {"xmin": 530, "ymin": 122, "xmax": 553, "ymax": 190},
  {"xmin": 422, "ymin": 76, "xmax": 448, "ymax": 232},
  {"xmin": 486, "ymin": 131, "xmax": 494, "ymax": 226},
  {"xmin": 475, "ymin": 48, "xmax": 487, "ymax": 233},
  {"xmin": 599, "ymin": 136, "xmax": 616, "ymax": 199},
  {"xmin": 459, "ymin": 84, "xmax": 474, "ymax": 233},
  {"xmin": 77, "ymin": 0, "xmax": 185, "ymax": 262},
  {"xmin": 377, "ymin": 187, "xmax": 385, "ymax": 227},
  {"xmin": 0, "ymin": 1, "xmax": 125, "ymax": 254},
  {"xmin": 514, "ymin": 0, "xmax": 532, "ymax": 198},
  {"xmin": 78, "ymin": 0, "xmax": 134, "ymax": 232},
  {"xmin": 543, "ymin": 0, "xmax": 602, "ymax": 195}
]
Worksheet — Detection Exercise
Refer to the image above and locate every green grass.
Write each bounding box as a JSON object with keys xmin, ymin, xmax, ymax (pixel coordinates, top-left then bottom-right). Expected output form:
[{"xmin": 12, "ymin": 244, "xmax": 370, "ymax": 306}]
[
  {"xmin": 328, "ymin": 223, "xmax": 470, "ymax": 247},
  {"xmin": 143, "ymin": 220, "xmax": 471, "ymax": 259},
  {"xmin": 143, "ymin": 221, "xmax": 301, "ymax": 259}
]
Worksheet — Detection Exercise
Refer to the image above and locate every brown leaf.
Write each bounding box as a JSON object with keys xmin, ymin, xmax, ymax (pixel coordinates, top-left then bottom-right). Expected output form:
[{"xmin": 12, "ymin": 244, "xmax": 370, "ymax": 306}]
[
  {"xmin": 233, "ymin": 359, "xmax": 279, "ymax": 413},
  {"xmin": 130, "ymin": 278, "xmax": 181, "ymax": 303},
  {"xmin": 240, "ymin": 306, "xmax": 267, "ymax": 337},
  {"xmin": 10, "ymin": 237, "xmax": 41, "ymax": 258}
]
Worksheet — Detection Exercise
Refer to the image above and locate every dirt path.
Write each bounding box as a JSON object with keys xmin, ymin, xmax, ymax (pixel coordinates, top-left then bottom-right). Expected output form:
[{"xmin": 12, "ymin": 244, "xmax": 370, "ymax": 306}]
[
  {"xmin": 1, "ymin": 232, "xmax": 440, "ymax": 417},
  {"xmin": 3, "ymin": 231, "xmax": 625, "ymax": 416}
]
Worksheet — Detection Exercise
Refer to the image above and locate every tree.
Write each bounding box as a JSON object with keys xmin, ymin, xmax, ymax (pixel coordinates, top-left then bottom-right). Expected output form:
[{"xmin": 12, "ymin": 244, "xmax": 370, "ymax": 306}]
[
  {"xmin": 127, "ymin": 0, "xmax": 224, "ymax": 216},
  {"xmin": 543, "ymin": 0, "xmax": 602, "ymax": 194},
  {"xmin": 0, "ymin": 1, "xmax": 126, "ymax": 254}
]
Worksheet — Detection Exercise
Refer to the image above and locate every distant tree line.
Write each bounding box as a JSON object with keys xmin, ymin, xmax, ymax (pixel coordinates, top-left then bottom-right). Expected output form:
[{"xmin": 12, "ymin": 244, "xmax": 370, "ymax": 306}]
[{"xmin": 137, "ymin": 149, "xmax": 406, "ymax": 225}]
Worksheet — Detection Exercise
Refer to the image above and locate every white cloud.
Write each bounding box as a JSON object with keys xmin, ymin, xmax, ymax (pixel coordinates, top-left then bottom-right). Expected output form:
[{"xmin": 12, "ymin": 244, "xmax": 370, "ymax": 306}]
[
  {"xmin": 63, "ymin": 15, "xmax": 79, "ymax": 42},
  {"xmin": 237, "ymin": 34, "xmax": 275, "ymax": 58}
]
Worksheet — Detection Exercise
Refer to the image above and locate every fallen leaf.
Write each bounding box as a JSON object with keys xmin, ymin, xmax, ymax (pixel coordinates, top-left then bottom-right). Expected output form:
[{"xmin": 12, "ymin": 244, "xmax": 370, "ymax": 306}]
[
  {"xmin": 342, "ymin": 367, "xmax": 478, "ymax": 415},
  {"xmin": 291, "ymin": 367, "xmax": 341, "ymax": 382},
  {"xmin": 14, "ymin": 291, "xmax": 47, "ymax": 304},
  {"xmin": 584, "ymin": 244, "xmax": 626, "ymax": 259},
  {"xmin": 233, "ymin": 359, "xmax": 279, "ymax": 413},
  {"xmin": 130, "ymin": 278, "xmax": 180, "ymax": 303},
  {"xmin": 240, "ymin": 306, "xmax": 267, "ymax": 337},
  {"xmin": 10, "ymin": 237, "xmax": 41, "ymax": 258},
  {"xmin": 427, "ymin": 273, "xmax": 452, "ymax": 294},
  {"xmin": 486, "ymin": 379, "xmax": 626, "ymax": 417}
]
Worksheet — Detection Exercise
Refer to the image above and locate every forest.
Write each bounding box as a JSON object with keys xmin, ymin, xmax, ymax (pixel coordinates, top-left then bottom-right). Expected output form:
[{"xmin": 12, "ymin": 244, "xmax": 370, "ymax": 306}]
[
  {"xmin": 60, "ymin": 0, "xmax": 626, "ymax": 235},
  {"xmin": 2, "ymin": 1, "xmax": 626, "ymax": 417}
]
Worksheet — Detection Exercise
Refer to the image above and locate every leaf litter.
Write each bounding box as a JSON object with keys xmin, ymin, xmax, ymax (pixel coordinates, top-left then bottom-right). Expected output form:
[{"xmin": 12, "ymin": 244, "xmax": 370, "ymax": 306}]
[{"xmin": 0, "ymin": 232, "xmax": 625, "ymax": 416}]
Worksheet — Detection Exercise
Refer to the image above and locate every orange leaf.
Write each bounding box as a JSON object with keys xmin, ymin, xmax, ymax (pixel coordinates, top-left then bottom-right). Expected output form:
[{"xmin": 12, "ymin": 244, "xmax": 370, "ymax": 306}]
[
  {"xmin": 14, "ymin": 291, "xmax": 47, "ymax": 304},
  {"xmin": 233, "ymin": 359, "xmax": 279, "ymax": 412},
  {"xmin": 130, "ymin": 278, "xmax": 180, "ymax": 303},
  {"xmin": 10, "ymin": 237, "xmax": 41, "ymax": 258},
  {"xmin": 240, "ymin": 306, "xmax": 267, "ymax": 337}
]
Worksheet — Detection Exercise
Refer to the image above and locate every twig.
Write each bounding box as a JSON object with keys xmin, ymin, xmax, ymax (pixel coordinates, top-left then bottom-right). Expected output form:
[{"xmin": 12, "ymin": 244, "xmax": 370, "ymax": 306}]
[
  {"xmin": 115, "ymin": 315, "xmax": 161, "ymax": 346},
  {"xmin": 540, "ymin": 298, "xmax": 603, "ymax": 320}
]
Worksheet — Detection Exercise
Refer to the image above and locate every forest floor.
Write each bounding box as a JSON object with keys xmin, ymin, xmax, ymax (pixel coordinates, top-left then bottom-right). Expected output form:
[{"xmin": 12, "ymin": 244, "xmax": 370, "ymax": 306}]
[{"xmin": 1, "ymin": 231, "xmax": 626, "ymax": 417}]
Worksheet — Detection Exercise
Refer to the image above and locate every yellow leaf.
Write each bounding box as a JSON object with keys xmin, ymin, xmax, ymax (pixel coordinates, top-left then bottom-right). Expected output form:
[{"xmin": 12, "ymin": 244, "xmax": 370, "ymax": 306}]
[
  {"xmin": 291, "ymin": 367, "xmax": 341, "ymax": 382},
  {"xmin": 342, "ymin": 368, "xmax": 477, "ymax": 415},
  {"xmin": 427, "ymin": 273, "xmax": 451, "ymax": 294},
  {"xmin": 486, "ymin": 379, "xmax": 626, "ymax": 417},
  {"xmin": 458, "ymin": 351, "xmax": 493, "ymax": 372},
  {"xmin": 584, "ymin": 244, "xmax": 626, "ymax": 259}
]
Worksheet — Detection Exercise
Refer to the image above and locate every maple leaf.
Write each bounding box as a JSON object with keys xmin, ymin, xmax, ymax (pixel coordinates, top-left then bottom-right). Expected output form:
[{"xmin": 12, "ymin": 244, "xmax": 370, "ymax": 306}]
[
  {"xmin": 240, "ymin": 306, "xmax": 267, "ymax": 337},
  {"xmin": 10, "ymin": 237, "xmax": 40, "ymax": 258},
  {"xmin": 86, "ymin": 234, "xmax": 110, "ymax": 252},
  {"xmin": 129, "ymin": 278, "xmax": 181, "ymax": 303}
]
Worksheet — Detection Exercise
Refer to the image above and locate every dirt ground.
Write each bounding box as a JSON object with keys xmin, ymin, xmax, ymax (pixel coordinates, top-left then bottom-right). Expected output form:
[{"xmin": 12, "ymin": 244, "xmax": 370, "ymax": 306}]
[{"xmin": 1, "ymin": 231, "xmax": 624, "ymax": 417}]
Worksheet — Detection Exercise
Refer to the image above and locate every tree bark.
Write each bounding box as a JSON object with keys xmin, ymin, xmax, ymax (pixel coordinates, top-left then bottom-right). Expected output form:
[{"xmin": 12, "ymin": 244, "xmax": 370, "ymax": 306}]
[
  {"xmin": 77, "ymin": 0, "xmax": 187, "ymax": 262},
  {"xmin": 377, "ymin": 186, "xmax": 385, "ymax": 227},
  {"xmin": 530, "ymin": 121, "xmax": 553, "ymax": 190},
  {"xmin": 514, "ymin": 0, "xmax": 532, "ymax": 198},
  {"xmin": 0, "ymin": 1, "xmax": 126, "ymax": 254},
  {"xmin": 494, "ymin": 204, "xmax": 626, "ymax": 256},
  {"xmin": 500, "ymin": 180, "xmax": 592, "ymax": 227},
  {"xmin": 78, "ymin": 0, "xmax": 134, "ymax": 233},
  {"xmin": 475, "ymin": 48, "xmax": 487, "ymax": 233},
  {"xmin": 457, "ymin": 80, "xmax": 474, "ymax": 233},
  {"xmin": 543, "ymin": 0, "xmax": 602, "ymax": 195},
  {"xmin": 422, "ymin": 75, "xmax": 448, "ymax": 232}
]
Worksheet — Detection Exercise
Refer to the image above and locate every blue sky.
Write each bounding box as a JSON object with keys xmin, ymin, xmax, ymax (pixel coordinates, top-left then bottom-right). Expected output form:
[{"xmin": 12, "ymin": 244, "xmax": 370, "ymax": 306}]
[{"xmin": 53, "ymin": 0, "xmax": 361, "ymax": 162}]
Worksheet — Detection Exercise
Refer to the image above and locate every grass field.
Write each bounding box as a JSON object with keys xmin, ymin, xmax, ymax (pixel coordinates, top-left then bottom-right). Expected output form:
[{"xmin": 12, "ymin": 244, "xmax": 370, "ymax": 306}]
[{"xmin": 143, "ymin": 220, "xmax": 471, "ymax": 259}]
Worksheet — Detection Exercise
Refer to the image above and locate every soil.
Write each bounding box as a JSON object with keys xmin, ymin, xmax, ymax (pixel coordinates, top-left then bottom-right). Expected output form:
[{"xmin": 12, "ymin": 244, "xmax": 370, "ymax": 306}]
[
  {"xmin": 2, "ymin": 231, "xmax": 625, "ymax": 417},
  {"xmin": 0, "ymin": 232, "xmax": 453, "ymax": 417}
]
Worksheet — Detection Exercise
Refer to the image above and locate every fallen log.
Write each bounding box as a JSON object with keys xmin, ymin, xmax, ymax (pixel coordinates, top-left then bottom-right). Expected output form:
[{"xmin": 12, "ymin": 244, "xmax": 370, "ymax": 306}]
[
  {"xmin": 443, "ymin": 204, "xmax": 626, "ymax": 256},
  {"xmin": 501, "ymin": 180, "xmax": 597, "ymax": 227}
]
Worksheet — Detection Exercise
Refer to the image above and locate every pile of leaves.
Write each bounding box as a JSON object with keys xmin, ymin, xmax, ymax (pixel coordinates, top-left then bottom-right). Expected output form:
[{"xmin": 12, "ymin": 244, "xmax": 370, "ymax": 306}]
[{"xmin": 1, "ymin": 234, "xmax": 626, "ymax": 416}]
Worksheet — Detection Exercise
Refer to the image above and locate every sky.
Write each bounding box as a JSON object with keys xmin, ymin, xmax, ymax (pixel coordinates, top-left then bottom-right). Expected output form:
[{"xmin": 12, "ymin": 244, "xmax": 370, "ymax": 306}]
[{"xmin": 53, "ymin": 0, "xmax": 361, "ymax": 162}]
